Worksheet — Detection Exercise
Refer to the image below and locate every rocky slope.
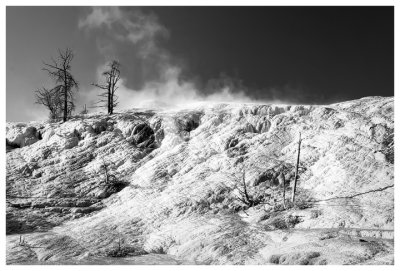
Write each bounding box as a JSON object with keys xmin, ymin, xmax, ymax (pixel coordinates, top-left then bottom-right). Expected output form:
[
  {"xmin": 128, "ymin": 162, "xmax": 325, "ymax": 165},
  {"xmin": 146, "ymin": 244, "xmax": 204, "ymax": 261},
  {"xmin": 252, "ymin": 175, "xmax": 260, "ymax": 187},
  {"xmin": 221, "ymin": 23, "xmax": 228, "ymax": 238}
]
[{"xmin": 6, "ymin": 96, "xmax": 394, "ymax": 264}]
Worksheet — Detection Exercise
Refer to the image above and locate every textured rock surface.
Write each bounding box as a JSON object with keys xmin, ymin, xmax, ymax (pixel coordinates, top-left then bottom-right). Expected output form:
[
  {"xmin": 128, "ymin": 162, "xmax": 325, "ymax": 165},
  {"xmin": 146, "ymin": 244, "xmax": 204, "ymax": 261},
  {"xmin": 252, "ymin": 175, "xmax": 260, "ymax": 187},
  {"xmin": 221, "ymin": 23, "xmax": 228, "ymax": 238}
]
[{"xmin": 6, "ymin": 96, "xmax": 394, "ymax": 264}]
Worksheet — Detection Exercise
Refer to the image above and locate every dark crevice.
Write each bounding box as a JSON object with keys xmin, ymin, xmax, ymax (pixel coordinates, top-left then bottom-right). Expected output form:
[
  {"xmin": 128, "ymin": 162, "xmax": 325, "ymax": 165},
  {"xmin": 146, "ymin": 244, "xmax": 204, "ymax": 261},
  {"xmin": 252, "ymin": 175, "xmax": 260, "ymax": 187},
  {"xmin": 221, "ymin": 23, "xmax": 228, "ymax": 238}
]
[
  {"xmin": 130, "ymin": 123, "xmax": 156, "ymax": 149},
  {"xmin": 225, "ymin": 138, "xmax": 239, "ymax": 150},
  {"xmin": 6, "ymin": 139, "xmax": 21, "ymax": 152},
  {"xmin": 175, "ymin": 114, "xmax": 201, "ymax": 137},
  {"xmin": 311, "ymin": 185, "xmax": 394, "ymax": 203}
]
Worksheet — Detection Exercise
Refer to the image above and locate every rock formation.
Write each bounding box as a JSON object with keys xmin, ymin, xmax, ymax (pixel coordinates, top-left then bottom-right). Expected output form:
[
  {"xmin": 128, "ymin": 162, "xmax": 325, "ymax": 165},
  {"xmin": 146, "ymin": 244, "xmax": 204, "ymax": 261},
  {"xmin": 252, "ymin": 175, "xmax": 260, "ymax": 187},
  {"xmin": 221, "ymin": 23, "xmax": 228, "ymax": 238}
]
[{"xmin": 6, "ymin": 96, "xmax": 394, "ymax": 264}]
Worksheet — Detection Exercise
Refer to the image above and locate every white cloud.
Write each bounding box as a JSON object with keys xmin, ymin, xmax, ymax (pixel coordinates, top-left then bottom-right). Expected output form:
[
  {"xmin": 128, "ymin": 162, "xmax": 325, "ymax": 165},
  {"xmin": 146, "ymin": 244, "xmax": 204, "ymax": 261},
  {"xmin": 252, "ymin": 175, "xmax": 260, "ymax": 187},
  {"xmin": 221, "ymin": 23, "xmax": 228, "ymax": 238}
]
[
  {"xmin": 78, "ymin": 7, "xmax": 122, "ymax": 29},
  {"xmin": 79, "ymin": 7, "xmax": 168, "ymax": 57},
  {"xmin": 79, "ymin": 65, "xmax": 258, "ymax": 113},
  {"xmin": 76, "ymin": 7, "xmax": 260, "ymax": 115}
]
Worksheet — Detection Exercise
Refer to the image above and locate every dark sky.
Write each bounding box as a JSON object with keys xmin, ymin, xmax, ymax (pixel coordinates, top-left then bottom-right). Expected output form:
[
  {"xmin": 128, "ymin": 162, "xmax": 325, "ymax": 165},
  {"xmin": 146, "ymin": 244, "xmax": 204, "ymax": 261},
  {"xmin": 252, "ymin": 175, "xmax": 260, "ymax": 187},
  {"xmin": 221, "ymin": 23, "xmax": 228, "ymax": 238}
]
[
  {"xmin": 7, "ymin": 6, "xmax": 394, "ymax": 121},
  {"xmin": 142, "ymin": 6, "xmax": 394, "ymax": 101}
]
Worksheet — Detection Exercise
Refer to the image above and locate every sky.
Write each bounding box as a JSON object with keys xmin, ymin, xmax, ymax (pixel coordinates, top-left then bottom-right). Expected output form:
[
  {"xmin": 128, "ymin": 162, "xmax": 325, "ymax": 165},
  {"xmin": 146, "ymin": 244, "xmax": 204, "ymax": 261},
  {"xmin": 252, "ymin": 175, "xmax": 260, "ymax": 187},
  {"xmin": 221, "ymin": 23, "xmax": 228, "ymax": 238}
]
[{"xmin": 6, "ymin": 6, "xmax": 394, "ymax": 122}]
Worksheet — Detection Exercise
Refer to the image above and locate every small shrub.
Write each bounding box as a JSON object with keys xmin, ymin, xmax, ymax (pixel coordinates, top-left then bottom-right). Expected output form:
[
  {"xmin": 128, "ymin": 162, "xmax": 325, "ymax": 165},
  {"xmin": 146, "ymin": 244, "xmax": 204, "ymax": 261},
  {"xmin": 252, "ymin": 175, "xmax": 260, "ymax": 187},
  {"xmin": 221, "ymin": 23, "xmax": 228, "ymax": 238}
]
[
  {"xmin": 104, "ymin": 236, "xmax": 146, "ymax": 257},
  {"xmin": 270, "ymin": 252, "xmax": 321, "ymax": 265},
  {"xmin": 269, "ymin": 217, "xmax": 288, "ymax": 230},
  {"xmin": 286, "ymin": 214, "xmax": 302, "ymax": 228},
  {"xmin": 269, "ymin": 254, "xmax": 282, "ymax": 264},
  {"xmin": 99, "ymin": 159, "xmax": 130, "ymax": 196},
  {"xmin": 310, "ymin": 209, "xmax": 322, "ymax": 219},
  {"xmin": 298, "ymin": 252, "xmax": 321, "ymax": 265},
  {"xmin": 294, "ymin": 200, "xmax": 312, "ymax": 210},
  {"xmin": 266, "ymin": 214, "xmax": 302, "ymax": 230},
  {"xmin": 105, "ymin": 246, "xmax": 132, "ymax": 257},
  {"xmin": 149, "ymin": 246, "xmax": 166, "ymax": 254},
  {"xmin": 273, "ymin": 202, "xmax": 286, "ymax": 212}
]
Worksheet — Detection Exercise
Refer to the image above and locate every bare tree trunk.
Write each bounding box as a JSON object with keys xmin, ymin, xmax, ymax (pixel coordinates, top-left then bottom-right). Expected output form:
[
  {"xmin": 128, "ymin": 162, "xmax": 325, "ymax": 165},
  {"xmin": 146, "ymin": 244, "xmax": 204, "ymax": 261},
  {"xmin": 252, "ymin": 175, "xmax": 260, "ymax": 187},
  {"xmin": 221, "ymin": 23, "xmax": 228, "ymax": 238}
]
[
  {"xmin": 242, "ymin": 170, "xmax": 251, "ymax": 205},
  {"xmin": 110, "ymin": 93, "xmax": 112, "ymax": 114},
  {"xmin": 63, "ymin": 70, "xmax": 68, "ymax": 122},
  {"xmin": 282, "ymin": 173, "xmax": 286, "ymax": 208},
  {"xmin": 92, "ymin": 60, "xmax": 120, "ymax": 115},
  {"xmin": 110, "ymin": 75, "xmax": 116, "ymax": 115},
  {"xmin": 108, "ymin": 88, "xmax": 111, "ymax": 114},
  {"xmin": 110, "ymin": 84, "xmax": 113, "ymax": 115},
  {"xmin": 291, "ymin": 132, "xmax": 302, "ymax": 203},
  {"xmin": 41, "ymin": 48, "xmax": 78, "ymax": 122},
  {"xmin": 108, "ymin": 77, "xmax": 111, "ymax": 114},
  {"xmin": 102, "ymin": 159, "xmax": 110, "ymax": 183}
]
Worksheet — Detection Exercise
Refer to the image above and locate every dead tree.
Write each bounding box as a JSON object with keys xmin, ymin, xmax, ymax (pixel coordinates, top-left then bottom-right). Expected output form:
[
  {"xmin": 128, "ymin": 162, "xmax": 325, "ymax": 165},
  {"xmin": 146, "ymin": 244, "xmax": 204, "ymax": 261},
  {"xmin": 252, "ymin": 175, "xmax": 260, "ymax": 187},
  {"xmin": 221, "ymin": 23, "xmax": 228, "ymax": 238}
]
[
  {"xmin": 98, "ymin": 159, "xmax": 129, "ymax": 195},
  {"xmin": 42, "ymin": 48, "xmax": 78, "ymax": 122},
  {"xmin": 92, "ymin": 60, "xmax": 121, "ymax": 115},
  {"xmin": 16, "ymin": 235, "xmax": 42, "ymax": 249},
  {"xmin": 100, "ymin": 158, "xmax": 117, "ymax": 184},
  {"xmin": 35, "ymin": 87, "xmax": 63, "ymax": 121},
  {"xmin": 291, "ymin": 132, "xmax": 302, "ymax": 203},
  {"xmin": 80, "ymin": 104, "xmax": 88, "ymax": 115},
  {"xmin": 234, "ymin": 168, "xmax": 261, "ymax": 208},
  {"xmin": 278, "ymin": 172, "xmax": 286, "ymax": 208}
]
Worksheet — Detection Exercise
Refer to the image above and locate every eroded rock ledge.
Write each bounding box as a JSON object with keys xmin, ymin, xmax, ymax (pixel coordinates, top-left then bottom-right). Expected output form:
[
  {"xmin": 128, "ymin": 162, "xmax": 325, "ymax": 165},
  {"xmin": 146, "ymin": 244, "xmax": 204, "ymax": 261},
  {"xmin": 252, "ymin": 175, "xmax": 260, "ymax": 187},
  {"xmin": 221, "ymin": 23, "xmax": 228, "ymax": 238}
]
[{"xmin": 6, "ymin": 97, "xmax": 394, "ymax": 264}]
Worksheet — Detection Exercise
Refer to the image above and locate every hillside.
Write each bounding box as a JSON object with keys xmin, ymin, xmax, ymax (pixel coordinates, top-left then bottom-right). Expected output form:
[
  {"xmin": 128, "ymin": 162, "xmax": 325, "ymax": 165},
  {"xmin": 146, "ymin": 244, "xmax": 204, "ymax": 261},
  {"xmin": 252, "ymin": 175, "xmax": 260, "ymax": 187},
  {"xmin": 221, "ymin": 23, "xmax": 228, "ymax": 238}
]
[{"xmin": 6, "ymin": 96, "xmax": 394, "ymax": 265}]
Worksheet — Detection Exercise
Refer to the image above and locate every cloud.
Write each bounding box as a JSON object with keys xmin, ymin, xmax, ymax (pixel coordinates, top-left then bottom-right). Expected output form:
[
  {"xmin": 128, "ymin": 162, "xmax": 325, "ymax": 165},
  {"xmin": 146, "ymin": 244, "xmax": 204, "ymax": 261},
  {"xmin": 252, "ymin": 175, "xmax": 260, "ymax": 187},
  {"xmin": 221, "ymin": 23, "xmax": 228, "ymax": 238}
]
[
  {"xmin": 77, "ymin": 7, "xmax": 261, "ymax": 115},
  {"xmin": 78, "ymin": 7, "xmax": 121, "ymax": 29},
  {"xmin": 79, "ymin": 65, "xmax": 259, "ymax": 114},
  {"xmin": 79, "ymin": 7, "xmax": 168, "ymax": 58}
]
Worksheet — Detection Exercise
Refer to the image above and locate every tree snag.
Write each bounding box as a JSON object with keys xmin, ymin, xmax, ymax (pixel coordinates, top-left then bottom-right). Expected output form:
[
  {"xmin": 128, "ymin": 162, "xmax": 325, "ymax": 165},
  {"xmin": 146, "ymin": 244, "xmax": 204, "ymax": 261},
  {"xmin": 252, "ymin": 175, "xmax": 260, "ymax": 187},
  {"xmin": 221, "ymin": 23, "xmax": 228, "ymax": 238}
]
[
  {"xmin": 42, "ymin": 48, "xmax": 78, "ymax": 122},
  {"xmin": 92, "ymin": 60, "xmax": 121, "ymax": 115},
  {"xmin": 291, "ymin": 132, "xmax": 302, "ymax": 203}
]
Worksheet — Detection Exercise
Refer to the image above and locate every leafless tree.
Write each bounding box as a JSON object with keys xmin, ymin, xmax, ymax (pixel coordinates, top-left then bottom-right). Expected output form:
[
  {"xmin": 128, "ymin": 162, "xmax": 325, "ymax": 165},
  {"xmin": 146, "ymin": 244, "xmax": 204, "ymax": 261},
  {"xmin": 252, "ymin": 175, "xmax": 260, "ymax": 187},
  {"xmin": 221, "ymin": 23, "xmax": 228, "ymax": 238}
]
[
  {"xmin": 291, "ymin": 132, "xmax": 302, "ymax": 203},
  {"xmin": 42, "ymin": 48, "xmax": 78, "ymax": 122},
  {"xmin": 100, "ymin": 158, "xmax": 117, "ymax": 185},
  {"xmin": 92, "ymin": 60, "xmax": 121, "ymax": 115},
  {"xmin": 97, "ymin": 158, "xmax": 129, "ymax": 197},
  {"xmin": 80, "ymin": 104, "xmax": 88, "ymax": 115},
  {"xmin": 234, "ymin": 169, "xmax": 259, "ymax": 208},
  {"xmin": 278, "ymin": 172, "xmax": 286, "ymax": 208},
  {"xmin": 35, "ymin": 87, "xmax": 63, "ymax": 121}
]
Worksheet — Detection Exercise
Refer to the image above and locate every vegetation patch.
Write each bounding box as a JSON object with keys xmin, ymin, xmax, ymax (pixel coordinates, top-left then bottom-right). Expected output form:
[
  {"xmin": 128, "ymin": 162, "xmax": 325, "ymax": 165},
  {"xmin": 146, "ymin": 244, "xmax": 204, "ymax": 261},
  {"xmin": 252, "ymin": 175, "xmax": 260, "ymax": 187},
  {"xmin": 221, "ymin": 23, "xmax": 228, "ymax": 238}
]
[
  {"xmin": 104, "ymin": 235, "xmax": 148, "ymax": 257},
  {"xmin": 269, "ymin": 251, "xmax": 322, "ymax": 265},
  {"xmin": 310, "ymin": 209, "xmax": 322, "ymax": 219},
  {"xmin": 265, "ymin": 214, "xmax": 303, "ymax": 230},
  {"xmin": 381, "ymin": 128, "xmax": 394, "ymax": 164},
  {"xmin": 148, "ymin": 246, "xmax": 167, "ymax": 254}
]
